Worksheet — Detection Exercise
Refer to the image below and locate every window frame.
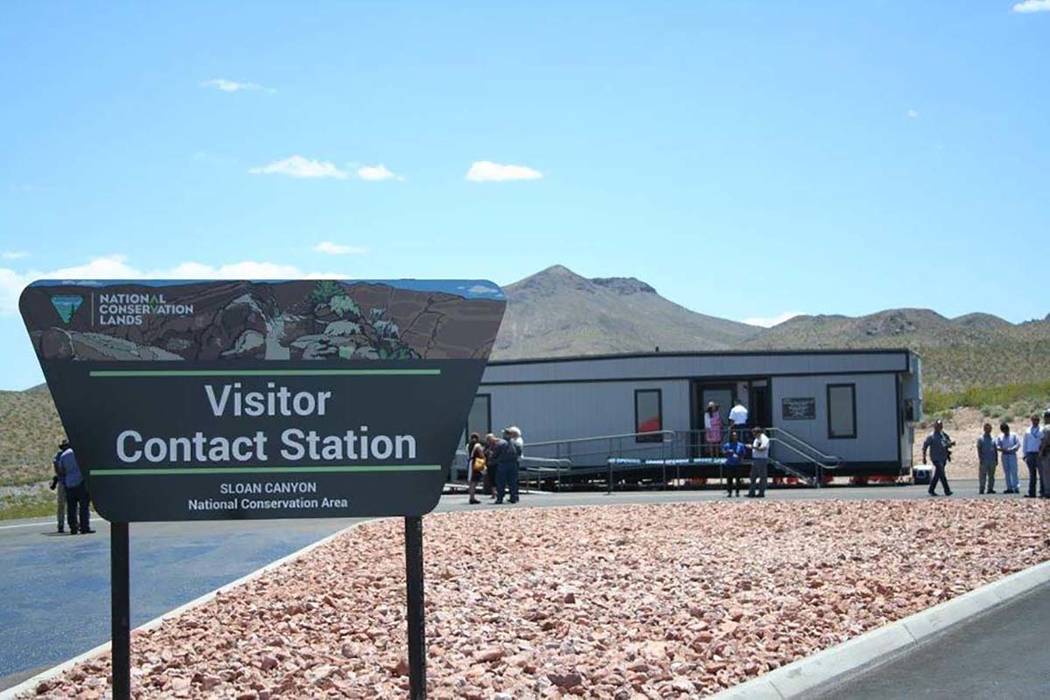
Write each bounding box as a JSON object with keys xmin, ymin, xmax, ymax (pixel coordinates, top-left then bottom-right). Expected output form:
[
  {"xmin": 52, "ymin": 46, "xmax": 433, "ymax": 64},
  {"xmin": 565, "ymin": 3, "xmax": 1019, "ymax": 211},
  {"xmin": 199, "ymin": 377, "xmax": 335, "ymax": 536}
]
[
  {"xmin": 826, "ymin": 383, "xmax": 857, "ymax": 439},
  {"xmin": 634, "ymin": 388, "xmax": 664, "ymax": 443}
]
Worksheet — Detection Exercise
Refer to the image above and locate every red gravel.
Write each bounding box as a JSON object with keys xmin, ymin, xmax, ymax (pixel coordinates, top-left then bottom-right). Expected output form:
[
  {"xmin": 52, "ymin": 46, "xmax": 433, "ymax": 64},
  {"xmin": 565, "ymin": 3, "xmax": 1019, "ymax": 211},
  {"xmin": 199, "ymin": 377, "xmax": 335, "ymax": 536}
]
[{"xmin": 28, "ymin": 499, "xmax": 1049, "ymax": 699}]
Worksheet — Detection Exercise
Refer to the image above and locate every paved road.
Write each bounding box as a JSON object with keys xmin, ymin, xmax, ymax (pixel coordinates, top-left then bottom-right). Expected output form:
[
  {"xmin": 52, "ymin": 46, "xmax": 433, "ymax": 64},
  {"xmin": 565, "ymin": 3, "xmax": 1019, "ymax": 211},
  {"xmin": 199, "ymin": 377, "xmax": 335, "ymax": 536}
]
[
  {"xmin": 0, "ymin": 479, "xmax": 1027, "ymax": 690},
  {"xmin": 817, "ymin": 581, "xmax": 1050, "ymax": 700}
]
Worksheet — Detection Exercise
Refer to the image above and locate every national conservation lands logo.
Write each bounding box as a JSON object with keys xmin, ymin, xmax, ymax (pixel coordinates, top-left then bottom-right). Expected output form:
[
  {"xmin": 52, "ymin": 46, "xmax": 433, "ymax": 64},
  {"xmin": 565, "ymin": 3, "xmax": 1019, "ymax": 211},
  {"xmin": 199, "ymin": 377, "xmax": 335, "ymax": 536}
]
[
  {"xmin": 49, "ymin": 294, "xmax": 83, "ymax": 324},
  {"xmin": 94, "ymin": 292, "xmax": 194, "ymax": 326}
]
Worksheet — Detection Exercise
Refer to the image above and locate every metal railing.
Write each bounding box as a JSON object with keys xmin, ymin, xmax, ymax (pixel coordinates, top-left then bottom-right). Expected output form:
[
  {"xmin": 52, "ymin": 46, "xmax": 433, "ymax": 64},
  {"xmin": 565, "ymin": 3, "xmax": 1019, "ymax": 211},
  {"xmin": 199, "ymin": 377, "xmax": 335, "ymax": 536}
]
[{"xmin": 450, "ymin": 427, "xmax": 841, "ymax": 492}]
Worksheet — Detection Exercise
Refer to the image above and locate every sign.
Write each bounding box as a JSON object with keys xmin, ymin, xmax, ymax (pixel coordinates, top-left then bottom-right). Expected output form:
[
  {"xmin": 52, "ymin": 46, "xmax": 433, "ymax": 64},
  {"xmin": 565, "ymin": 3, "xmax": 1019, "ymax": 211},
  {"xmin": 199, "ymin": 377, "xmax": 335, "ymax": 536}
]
[
  {"xmin": 21, "ymin": 279, "xmax": 506, "ymax": 522},
  {"xmin": 782, "ymin": 397, "xmax": 816, "ymax": 420}
]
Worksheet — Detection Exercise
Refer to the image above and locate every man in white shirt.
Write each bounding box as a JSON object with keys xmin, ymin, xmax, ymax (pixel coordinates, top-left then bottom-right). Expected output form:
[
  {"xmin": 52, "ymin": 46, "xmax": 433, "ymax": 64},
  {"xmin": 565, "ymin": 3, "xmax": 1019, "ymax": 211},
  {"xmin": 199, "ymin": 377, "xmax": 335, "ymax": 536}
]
[
  {"xmin": 1021, "ymin": 414, "xmax": 1043, "ymax": 498},
  {"xmin": 747, "ymin": 427, "xmax": 770, "ymax": 498},
  {"xmin": 729, "ymin": 400, "xmax": 749, "ymax": 430}
]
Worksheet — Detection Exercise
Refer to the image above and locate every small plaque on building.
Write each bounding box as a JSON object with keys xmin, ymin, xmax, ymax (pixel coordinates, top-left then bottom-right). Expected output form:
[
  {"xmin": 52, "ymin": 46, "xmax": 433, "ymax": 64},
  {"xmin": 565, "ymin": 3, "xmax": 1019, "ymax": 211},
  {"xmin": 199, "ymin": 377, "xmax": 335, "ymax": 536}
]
[{"xmin": 782, "ymin": 397, "xmax": 816, "ymax": 420}]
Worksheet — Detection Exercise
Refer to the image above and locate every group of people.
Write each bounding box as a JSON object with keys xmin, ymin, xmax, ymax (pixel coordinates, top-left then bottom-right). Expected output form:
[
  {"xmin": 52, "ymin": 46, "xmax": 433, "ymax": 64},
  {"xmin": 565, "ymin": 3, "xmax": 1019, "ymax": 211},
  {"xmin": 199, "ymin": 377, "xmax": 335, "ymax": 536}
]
[
  {"xmin": 465, "ymin": 427, "xmax": 524, "ymax": 505},
  {"xmin": 702, "ymin": 399, "xmax": 750, "ymax": 451},
  {"xmin": 923, "ymin": 410, "xmax": 1050, "ymax": 498},
  {"xmin": 704, "ymin": 400, "xmax": 773, "ymax": 498},
  {"xmin": 721, "ymin": 427, "xmax": 771, "ymax": 498},
  {"xmin": 50, "ymin": 440, "xmax": 94, "ymax": 534}
]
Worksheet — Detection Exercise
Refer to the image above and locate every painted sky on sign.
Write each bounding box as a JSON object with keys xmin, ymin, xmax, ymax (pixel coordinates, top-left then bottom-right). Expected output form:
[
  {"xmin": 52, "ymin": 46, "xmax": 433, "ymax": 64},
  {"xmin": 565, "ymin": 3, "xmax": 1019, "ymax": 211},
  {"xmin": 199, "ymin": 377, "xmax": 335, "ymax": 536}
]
[
  {"xmin": 1, "ymin": 2, "xmax": 1048, "ymax": 388},
  {"xmin": 26, "ymin": 279, "xmax": 505, "ymax": 300}
]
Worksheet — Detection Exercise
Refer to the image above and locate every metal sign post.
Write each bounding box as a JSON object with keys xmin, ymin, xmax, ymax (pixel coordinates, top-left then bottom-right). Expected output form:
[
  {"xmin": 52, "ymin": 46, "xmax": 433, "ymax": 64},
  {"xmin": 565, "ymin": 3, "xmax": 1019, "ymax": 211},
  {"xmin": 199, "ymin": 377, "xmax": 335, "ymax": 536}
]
[
  {"xmin": 19, "ymin": 278, "xmax": 506, "ymax": 699},
  {"xmin": 404, "ymin": 516, "xmax": 426, "ymax": 699},
  {"xmin": 110, "ymin": 523, "xmax": 131, "ymax": 700}
]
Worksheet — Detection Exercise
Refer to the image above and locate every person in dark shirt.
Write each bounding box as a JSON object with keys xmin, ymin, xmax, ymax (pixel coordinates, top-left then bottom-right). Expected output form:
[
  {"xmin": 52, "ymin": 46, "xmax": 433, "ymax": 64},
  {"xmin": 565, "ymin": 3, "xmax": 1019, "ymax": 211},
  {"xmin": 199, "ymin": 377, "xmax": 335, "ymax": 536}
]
[
  {"xmin": 51, "ymin": 441, "xmax": 68, "ymax": 533},
  {"xmin": 922, "ymin": 420, "xmax": 955, "ymax": 497},
  {"xmin": 722, "ymin": 431, "xmax": 747, "ymax": 497},
  {"xmin": 58, "ymin": 444, "xmax": 94, "ymax": 534}
]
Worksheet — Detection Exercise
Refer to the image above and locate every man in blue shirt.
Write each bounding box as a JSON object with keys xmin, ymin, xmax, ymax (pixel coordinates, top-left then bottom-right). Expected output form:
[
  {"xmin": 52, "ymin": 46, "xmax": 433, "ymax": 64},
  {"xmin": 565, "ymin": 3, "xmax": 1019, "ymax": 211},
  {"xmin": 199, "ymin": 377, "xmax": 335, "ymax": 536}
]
[
  {"xmin": 922, "ymin": 420, "xmax": 955, "ymax": 496},
  {"xmin": 722, "ymin": 430, "xmax": 747, "ymax": 497},
  {"xmin": 59, "ymin": 444, "xmax": 93, "ymax": 534}
]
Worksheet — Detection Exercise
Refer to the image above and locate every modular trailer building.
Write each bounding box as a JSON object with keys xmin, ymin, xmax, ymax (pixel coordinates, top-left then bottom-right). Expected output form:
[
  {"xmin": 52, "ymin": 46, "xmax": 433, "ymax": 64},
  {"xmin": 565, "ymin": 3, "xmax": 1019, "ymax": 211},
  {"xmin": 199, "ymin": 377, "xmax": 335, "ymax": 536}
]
[{"xmin": 464, "ymin": 349, "xmax": 922, "ymax": 482}]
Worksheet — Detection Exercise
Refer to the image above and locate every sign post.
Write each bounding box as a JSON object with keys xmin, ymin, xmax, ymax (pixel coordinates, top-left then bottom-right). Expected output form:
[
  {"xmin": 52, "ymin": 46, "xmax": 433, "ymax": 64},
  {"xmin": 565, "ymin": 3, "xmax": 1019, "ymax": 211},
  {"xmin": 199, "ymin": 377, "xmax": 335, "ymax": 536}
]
[
  {"xmin": 110, "ymin": 523, "xmax": 130, "ymax": 700},
  {"xmin": 405, "ymin": 516, "xmax": 426, "ymax": 699},
  {"xmin": 21, "ymin": 278, "xmax": 505, "ymax": 698}
]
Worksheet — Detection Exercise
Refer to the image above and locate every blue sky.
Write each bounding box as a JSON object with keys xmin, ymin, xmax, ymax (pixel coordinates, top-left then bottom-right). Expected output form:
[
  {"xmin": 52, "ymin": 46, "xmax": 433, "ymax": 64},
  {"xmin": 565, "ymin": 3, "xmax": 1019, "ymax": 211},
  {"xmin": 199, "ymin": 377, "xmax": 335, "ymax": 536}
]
[{"xmin": 2, "ymin": 1, "xmax": 1048, "ymax": 389}]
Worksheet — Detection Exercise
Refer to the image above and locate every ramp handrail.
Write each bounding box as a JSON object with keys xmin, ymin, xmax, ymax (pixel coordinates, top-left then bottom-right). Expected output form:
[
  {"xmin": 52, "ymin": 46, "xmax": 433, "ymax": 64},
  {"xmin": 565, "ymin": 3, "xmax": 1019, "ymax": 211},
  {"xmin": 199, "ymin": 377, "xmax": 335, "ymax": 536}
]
[
  {"xmin": 525, "ymin": 430, "xmax": 676, "ymax": 448},
  {"xmin": 767, "ymin": 427, "xmax": 842, "ymax": 465}
]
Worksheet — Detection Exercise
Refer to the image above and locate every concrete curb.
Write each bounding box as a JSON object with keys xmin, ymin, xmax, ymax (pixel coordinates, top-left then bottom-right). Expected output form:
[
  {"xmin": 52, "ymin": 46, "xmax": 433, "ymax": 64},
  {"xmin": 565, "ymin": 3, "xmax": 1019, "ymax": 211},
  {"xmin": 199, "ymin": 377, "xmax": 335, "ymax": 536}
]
[
  {"xmin": 711, "ymin": 559, "xmax": 1050, "ymax": 699},
  {"xmin": 0, "ymin": 518, "xmax": 376, "ymax": 699}
]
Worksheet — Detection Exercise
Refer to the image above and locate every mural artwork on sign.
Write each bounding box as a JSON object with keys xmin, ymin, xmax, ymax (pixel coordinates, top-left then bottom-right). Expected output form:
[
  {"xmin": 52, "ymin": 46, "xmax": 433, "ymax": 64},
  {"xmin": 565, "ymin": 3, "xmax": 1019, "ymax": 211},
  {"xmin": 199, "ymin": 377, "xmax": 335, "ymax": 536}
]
[{"xmin": 21, "ymin": 279, "xmax": 506, "ymax": 522}]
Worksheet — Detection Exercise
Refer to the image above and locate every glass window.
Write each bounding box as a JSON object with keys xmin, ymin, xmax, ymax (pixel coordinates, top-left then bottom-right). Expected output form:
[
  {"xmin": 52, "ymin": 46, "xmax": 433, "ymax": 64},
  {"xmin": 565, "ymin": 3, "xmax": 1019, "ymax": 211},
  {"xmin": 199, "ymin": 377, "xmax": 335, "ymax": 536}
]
[
  {"xmin": 466, "ymin": 394, "xmax": 491, "ymax": 441},
  {"xmin": 635, "ymin": 389, "xmax": 663, "ymax": 442},
  {"xmin": 827, "ymin": 384, "xmax": 856, "ymax": 439}
]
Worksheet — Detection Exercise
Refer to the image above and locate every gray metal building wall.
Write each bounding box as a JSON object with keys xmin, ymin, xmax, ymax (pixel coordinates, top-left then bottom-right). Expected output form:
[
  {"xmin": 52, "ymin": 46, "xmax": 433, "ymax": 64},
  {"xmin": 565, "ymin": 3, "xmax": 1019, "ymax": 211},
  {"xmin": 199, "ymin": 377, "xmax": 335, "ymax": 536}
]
[{"xmin": 771, "ymin": 373, "xmax": 899, "ymax": 464}]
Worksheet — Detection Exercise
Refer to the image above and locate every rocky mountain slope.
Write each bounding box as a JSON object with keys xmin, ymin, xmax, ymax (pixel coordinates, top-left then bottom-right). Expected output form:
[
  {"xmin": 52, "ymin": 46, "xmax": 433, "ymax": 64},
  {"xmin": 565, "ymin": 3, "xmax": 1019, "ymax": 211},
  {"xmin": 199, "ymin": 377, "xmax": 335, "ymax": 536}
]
[
  {"xmin": 490, "ymin": 267, "xmax": 1050, "ymax": 392},
  {"xmin": 491, "ymin": 266, "xmax": 760, "ymax": 358},
  {"xmin": 737, "ymin": 309, "xmax": 1050, "ymax": 391}
]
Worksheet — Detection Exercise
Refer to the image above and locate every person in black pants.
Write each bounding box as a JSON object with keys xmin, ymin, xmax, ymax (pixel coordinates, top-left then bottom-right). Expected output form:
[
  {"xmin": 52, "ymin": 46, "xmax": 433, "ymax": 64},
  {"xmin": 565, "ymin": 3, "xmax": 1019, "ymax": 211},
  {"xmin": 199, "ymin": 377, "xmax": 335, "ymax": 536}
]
[
  {"xmin": 57, "ymin": 443, "xmax": 94, "ymax": 534},
  {"xmin": 722, "ymin": 431, "xmax": 747, "ymax": 497},
  {"xmin": 922, "ymin": 420, "xmax": 955, "ymax": 497}
]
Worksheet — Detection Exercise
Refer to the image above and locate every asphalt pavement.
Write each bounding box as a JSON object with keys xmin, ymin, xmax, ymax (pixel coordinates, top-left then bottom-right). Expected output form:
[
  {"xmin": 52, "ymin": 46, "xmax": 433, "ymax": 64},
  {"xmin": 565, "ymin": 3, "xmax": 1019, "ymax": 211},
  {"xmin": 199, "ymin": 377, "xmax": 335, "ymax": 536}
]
[
  {"xmin": 816, "ymin": 581, "xmax": 1050, "ymax": 700},
  {"xmin": 0, "ymin": 479, "xmax": 1039, "ymax": 692}
]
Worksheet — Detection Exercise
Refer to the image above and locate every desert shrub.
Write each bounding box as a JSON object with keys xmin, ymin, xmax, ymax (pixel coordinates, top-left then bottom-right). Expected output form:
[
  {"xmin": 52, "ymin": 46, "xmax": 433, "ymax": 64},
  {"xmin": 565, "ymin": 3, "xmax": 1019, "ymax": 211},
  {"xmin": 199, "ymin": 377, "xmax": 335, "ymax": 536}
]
[
  {"xmin": 329, "ymin": 295, "xmax": 361, "ymax": 319},
  {"xmin": 309, "ymin": 280, "xmax": 344, "ymax": 305},
  {"xmin": 924, "ymin": 379, "xmax": 1050, "ymax": 415}
]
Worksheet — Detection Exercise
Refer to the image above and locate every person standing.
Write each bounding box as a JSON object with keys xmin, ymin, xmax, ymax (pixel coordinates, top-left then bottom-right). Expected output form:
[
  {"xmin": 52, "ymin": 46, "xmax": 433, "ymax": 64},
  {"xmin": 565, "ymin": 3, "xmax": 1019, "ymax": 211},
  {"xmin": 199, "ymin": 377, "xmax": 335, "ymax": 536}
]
[
  {"xmin": 729, "ymin": 400, "xmax": 749, "ymax": 432},
  {"xmin": 706, "ymin": 403, "xmax": 724, "ymax": 457},
  {"xmin": 996, "ymin": 422, "xmax": 1021, "ymax": 494},
  {"xmin": 976, "ymin": 423, "xmax": 998, "ymax": 495},
  {"xmin": 1040, "ymin": 410, "xmax": 1050, "ymax": 499},
  {"xmin": 922, "ymin": 420, "xmax": 954, "ymax": 496},
  {"xmin": 491, "ymin": 431, "xmax": 521, "ymax": 504},
  {"xmin": 59, "ymin": 443, "xmax": 93, "ymax": 535},
  {"xmin": 483, "ymin": 433, "xmax": 499, "ymax": 502},
  {"xmin": 722, "ymin": 430, "xmax": 747, "ymax": 497},
  {"xmin": 747, "ymin": 427, "xmax": 770, "ymax": 498},
  {"xmin": 50, "ymin": 441, "xmax": 68, "ymax": 533},
  {"xmin": 1021, "ymin": 414, "xmax": 1043, "ymax": 498},
  {"xmin": 465, "ymin": 433, "xmax": 485, "ymax": 505}
]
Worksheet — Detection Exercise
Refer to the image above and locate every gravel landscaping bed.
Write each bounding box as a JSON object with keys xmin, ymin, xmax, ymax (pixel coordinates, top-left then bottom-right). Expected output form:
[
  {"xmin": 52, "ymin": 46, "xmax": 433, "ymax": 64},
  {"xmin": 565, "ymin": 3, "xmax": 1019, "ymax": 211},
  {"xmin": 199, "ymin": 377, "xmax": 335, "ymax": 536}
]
[{"xmin": 29, "ymin": 499, "xmax": 1048, "ymax": 699}]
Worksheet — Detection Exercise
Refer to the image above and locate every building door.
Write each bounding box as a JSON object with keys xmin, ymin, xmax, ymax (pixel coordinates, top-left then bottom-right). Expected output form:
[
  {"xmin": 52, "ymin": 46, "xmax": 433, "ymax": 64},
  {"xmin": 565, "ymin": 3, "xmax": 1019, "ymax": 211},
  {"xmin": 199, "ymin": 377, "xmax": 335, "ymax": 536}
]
[
  {"xmin": 750, "ymin": 380, "xmax": 771, "ymax": 429},
  {"xmin": 694, "ymin": 383, "xmax": 734, "ymax": 455}
]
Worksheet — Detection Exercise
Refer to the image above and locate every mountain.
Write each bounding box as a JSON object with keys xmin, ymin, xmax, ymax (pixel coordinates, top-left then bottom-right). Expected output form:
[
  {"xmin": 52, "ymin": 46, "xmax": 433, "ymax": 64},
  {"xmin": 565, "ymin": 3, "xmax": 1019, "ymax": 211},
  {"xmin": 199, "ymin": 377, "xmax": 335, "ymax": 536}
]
[
  {"xmin": 0, "ymin": 385, "xmax": 63, "ymax": 485},
  {"xmin": 738, "ymin": 308, "xmax": 1050, "ymax": 391},
  {"xmin": 490, "ymin": 265, "xmax": 760, "ymax": 359},
  {"xmin": 490, "ymin": 267, "xmax": 1050, "ymax": 393}
]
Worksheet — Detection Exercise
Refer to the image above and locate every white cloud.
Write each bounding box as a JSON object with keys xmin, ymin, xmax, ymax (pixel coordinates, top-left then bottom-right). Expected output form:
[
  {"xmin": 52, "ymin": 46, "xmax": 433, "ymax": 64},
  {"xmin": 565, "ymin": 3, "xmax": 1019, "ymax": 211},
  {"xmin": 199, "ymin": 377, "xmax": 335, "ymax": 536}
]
[
  {"xmin": 465, "ymin": 161, "xmax": 543, "ymax": 182},
  {"xmin": 1, "ymin": 251, "xmax": 28, "ymax": 260},
  {"xmin": 460, "ymin": 284, "xmax": 501, "ymax": 296},
  {"xmin": 1012, "ymin": 0, "xmax": 1050, "ymax": 13},
  {"xmin": 313, "ymin": 242, "xmax": 368, "ymax": 256},
  {"xmin": 201, "ymin": 78, "xmax": 274, "ymax": 93},
  {"xmin": 906, "ymin": 109, "xmax": 919, "ymax": 119},
  {"xmin": 0, "ymin": 255, "xmax": 349, "ymax": 315},
  {"xmin": 356, "ymin": 164, "xmax": 404, "ymax": 182},
  {"xmin": 249, "ymin": 156, "xmax": 348, "ymax": 179},
  {"xmin": 741, "ymin": 311, "xmax": 805, "ymax": 328}
]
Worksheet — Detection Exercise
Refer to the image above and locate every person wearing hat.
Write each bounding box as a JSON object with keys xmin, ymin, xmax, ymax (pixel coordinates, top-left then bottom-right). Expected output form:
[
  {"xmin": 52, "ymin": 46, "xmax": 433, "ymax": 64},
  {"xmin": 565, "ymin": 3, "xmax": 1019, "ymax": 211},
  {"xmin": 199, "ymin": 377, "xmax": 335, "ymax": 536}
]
[
  {"xmin": 492, "ymin": 427, "xmax": 523, "ymax": 504},
  {"xmin": 58, "ymin": 441, "xmax": 93, "ymax": 534}
]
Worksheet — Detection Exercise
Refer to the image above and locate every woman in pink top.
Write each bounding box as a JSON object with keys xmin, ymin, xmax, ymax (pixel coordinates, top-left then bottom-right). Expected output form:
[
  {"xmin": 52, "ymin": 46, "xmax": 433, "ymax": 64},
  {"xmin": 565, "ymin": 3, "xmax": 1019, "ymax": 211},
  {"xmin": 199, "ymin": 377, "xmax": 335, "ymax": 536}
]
[{"xmin": 706, "ymin": 403, "xmax": 724, "ymax": 456}]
